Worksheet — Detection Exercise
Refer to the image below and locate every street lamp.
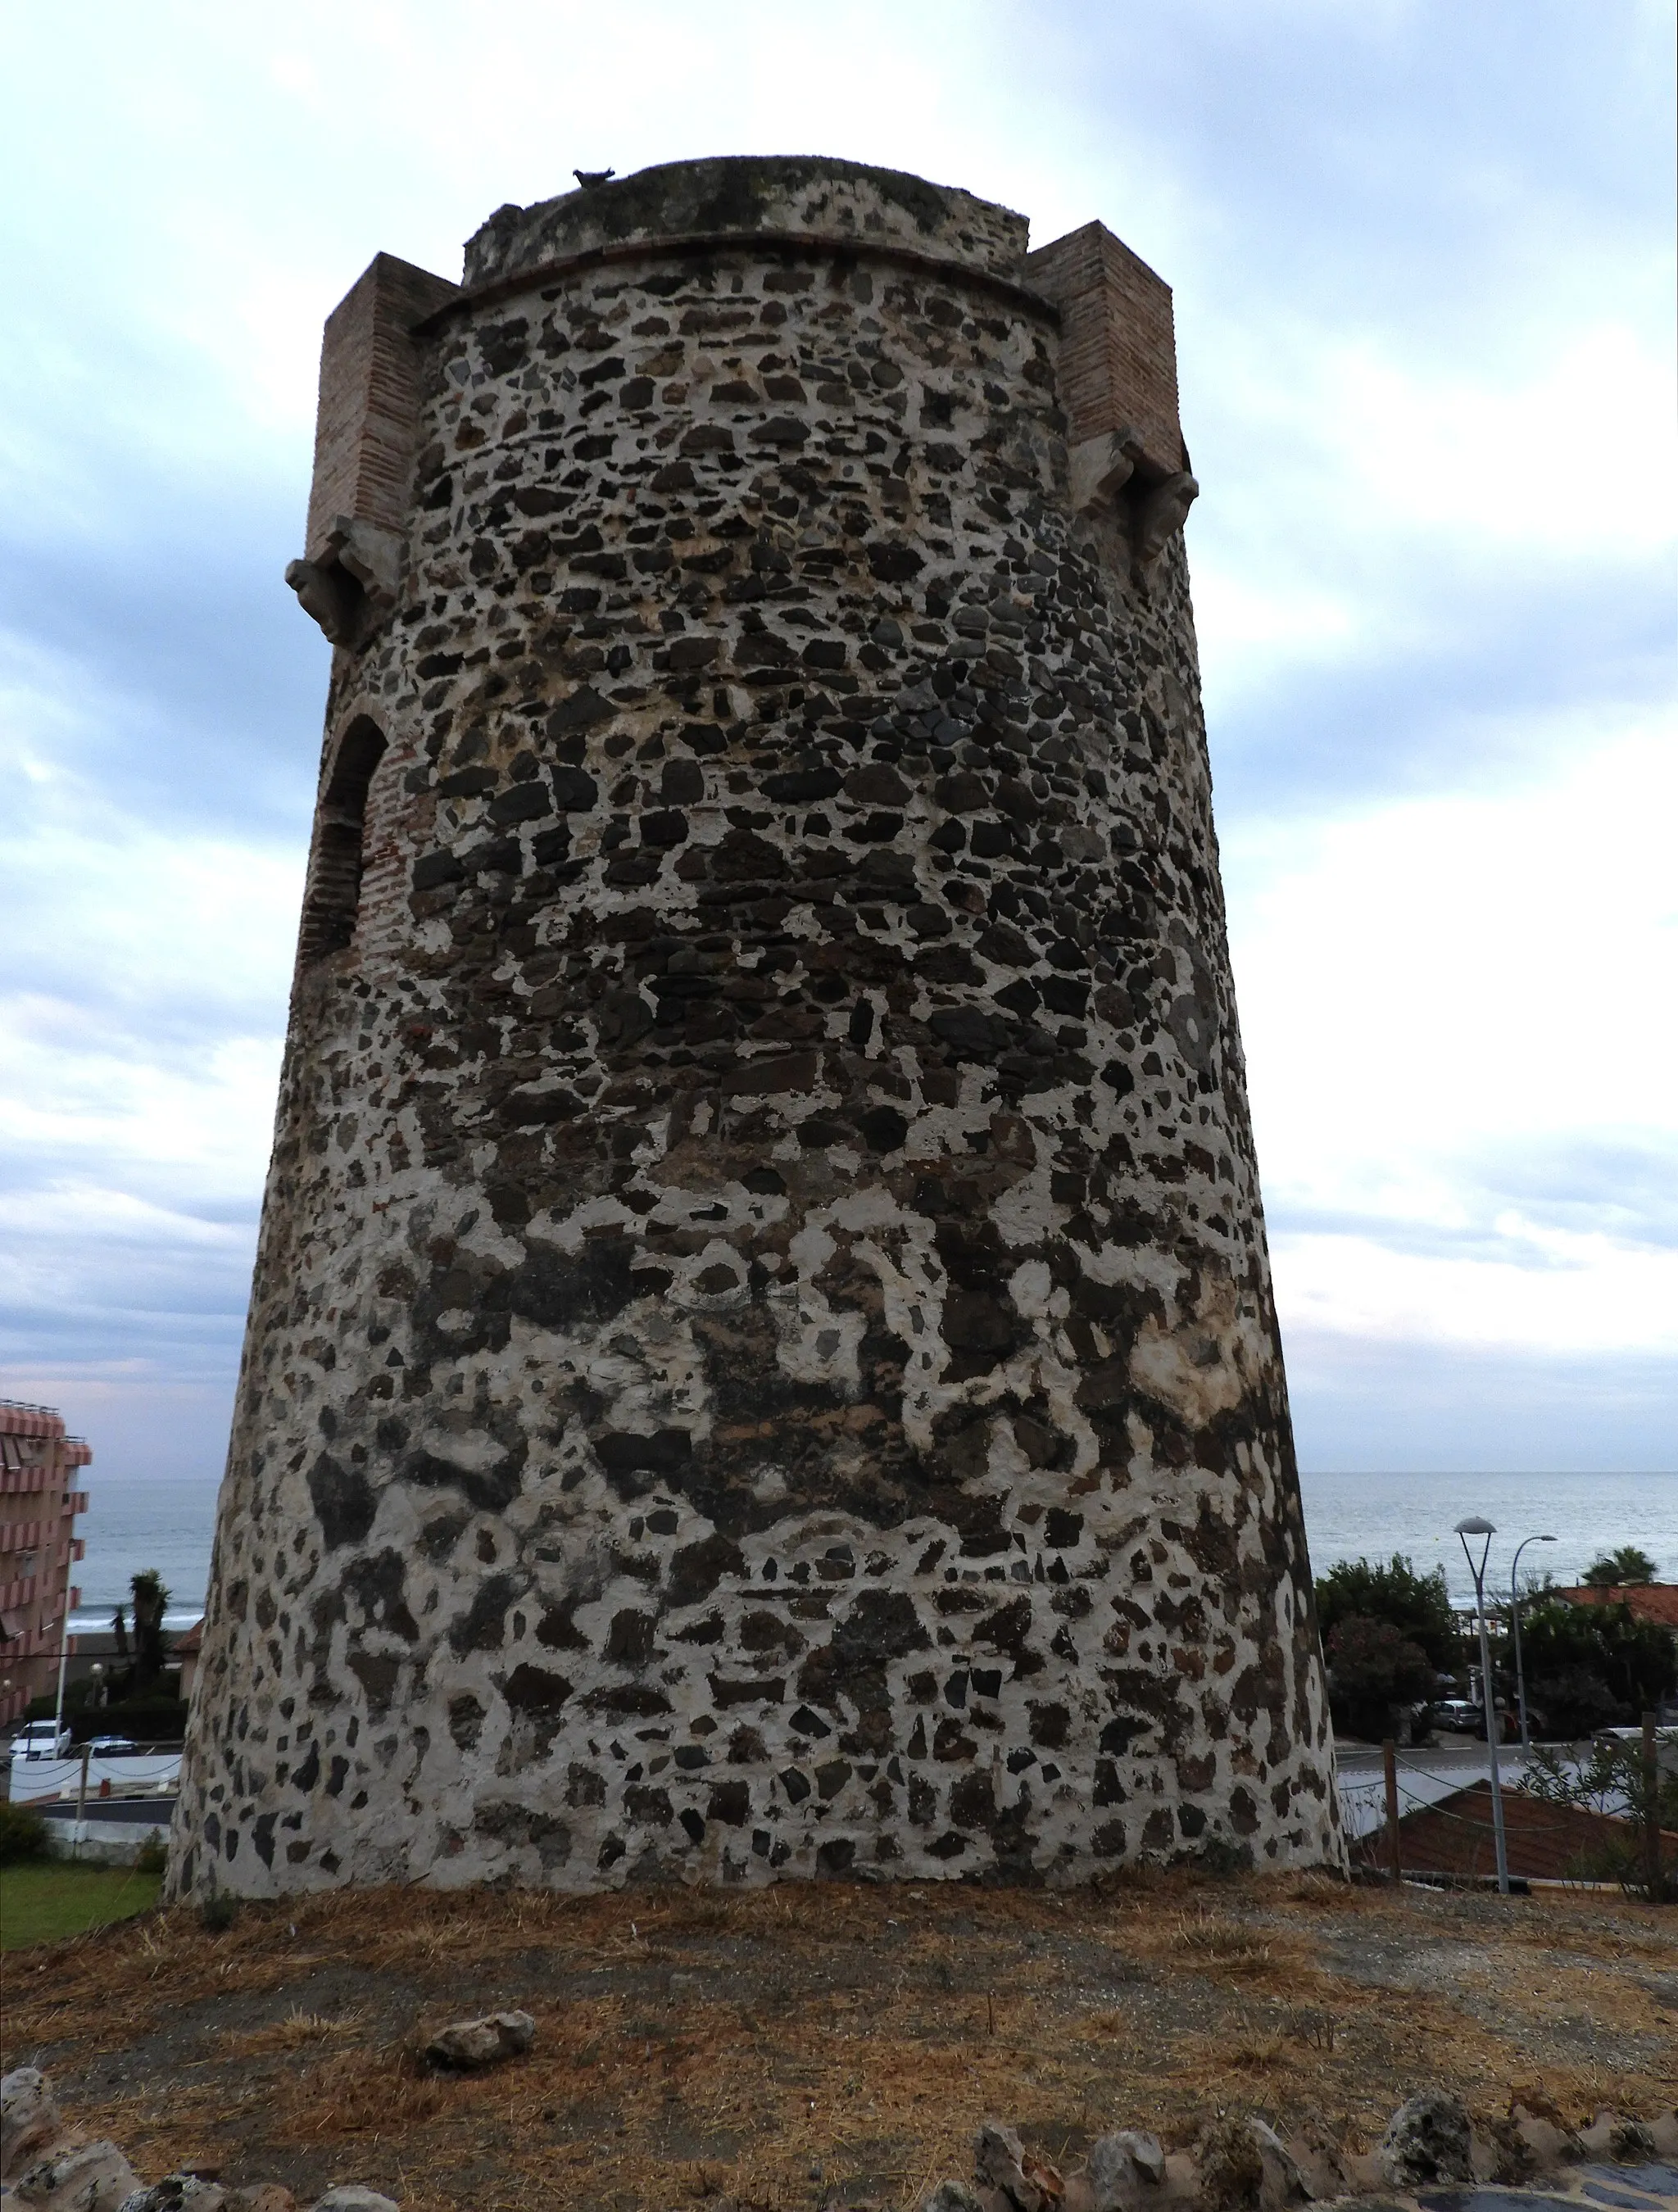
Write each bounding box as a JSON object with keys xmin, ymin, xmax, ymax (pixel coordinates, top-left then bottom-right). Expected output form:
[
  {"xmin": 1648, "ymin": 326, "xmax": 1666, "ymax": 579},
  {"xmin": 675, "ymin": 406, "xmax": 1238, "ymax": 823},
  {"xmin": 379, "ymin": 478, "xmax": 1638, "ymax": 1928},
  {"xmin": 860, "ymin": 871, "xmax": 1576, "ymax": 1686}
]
[
  {"xmin": 1510, "ymin": 1534, "xmax": 1558, "ymax": 1750},
  {"xmin": 1456, "ymin": 1516, "xmax": 1510, "ymax": 1896}
]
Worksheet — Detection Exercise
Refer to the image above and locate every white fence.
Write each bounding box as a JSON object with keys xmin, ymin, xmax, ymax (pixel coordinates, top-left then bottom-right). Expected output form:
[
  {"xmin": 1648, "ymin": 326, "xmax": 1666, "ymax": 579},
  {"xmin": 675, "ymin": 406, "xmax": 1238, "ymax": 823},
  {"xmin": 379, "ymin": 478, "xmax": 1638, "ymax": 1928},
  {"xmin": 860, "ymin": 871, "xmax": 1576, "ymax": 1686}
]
[{"xmin": 7, "ymin": 1751, "xmax": 181, "ymax": 1805}]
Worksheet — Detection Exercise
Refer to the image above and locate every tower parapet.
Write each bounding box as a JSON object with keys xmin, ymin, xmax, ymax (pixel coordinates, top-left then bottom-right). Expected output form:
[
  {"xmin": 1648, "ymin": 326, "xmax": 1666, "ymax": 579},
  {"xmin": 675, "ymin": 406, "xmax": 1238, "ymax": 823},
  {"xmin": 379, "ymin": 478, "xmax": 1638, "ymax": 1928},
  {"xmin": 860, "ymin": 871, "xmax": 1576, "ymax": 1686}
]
[
  {"xmin": 174, "ymin": 155, "xmax": 1339, "ymax": 1897},
  {"xmin": 462, "ymin": 156, "xmax": 1032, "ymax": 292}
]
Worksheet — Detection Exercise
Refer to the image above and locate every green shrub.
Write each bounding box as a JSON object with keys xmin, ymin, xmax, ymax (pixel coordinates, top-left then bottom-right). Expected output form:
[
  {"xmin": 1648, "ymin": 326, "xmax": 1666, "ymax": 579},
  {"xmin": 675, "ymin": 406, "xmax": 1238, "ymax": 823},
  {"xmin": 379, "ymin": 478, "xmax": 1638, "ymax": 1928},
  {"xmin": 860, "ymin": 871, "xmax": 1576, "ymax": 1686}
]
[
  {"xmin": 1315, "ymin": 1555, "xmax": 1461, "ymax": 1671},
  {"xmin": 0, "ymin": 1802, "xmax": 51, "ymax": 1865},
  {"xmin": 134, "ymin": 1829, "xmax": 168, "ymax": 1874},
  {"xmin": 1525, "ymin": 1663, "xmax": 1624, "ymax": 1740},
  {"xmin": 67, "ymin": 1698, "xmax": 189, "ymax": 1745},
  {"xmin": 24, "ymin": 1679, "xmax": 96, "ymax": 1721},
  {"xmin": 1325, "ymin": 1613, "xmax": 1436, "ymax": 1741},
  {"xmin": 1520, "ymin": 1733, "xmax": 1678, "ymax": 1898},
  {"xmin": 1520, "ymin": 1598, "xmax": 1676, "ymax": 1728}
]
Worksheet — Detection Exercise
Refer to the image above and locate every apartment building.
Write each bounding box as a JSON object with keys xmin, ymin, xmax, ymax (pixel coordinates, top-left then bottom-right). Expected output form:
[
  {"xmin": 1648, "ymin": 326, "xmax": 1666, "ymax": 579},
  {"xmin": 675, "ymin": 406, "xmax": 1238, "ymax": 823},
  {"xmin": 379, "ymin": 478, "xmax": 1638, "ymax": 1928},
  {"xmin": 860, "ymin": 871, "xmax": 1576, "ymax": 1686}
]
[{"xmin": 0, "ymin": 1399, "xmax": 91, "ymax": 1731}]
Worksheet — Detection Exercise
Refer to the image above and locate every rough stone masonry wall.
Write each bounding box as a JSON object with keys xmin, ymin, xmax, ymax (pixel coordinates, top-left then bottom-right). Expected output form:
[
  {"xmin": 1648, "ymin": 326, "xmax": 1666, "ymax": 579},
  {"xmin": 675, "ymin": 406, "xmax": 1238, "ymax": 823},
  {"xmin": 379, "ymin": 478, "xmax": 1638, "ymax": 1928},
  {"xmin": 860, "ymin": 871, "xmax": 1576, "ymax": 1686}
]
[{"xmin": 171, "ymin": 160, "xmax": 1340, "ymax": 1899}]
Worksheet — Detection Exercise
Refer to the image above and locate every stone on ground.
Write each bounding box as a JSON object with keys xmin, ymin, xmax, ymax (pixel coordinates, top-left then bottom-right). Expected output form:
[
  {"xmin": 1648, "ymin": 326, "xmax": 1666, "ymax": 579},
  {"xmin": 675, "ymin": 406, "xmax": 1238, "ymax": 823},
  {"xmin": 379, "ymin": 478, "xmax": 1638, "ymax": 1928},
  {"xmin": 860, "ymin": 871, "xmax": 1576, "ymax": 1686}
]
[
  {"xmin": 422, "ymin": 2008, "xmax": 536, "ymax": 2070},
  {"xmin": 1088, "ymin": 2129, "xmax": 1167, "ymax": 2208},
  {"xmin": 8, "ymin": 2138, "xmax": 138, "ymax": 2212},
  {"xmin": 1, "ymin": 2071, "xmax": 64, "ymax": 2183},
  {"xmin": 1376, "ymin": 2087, "xmax": 1473, "ymax": 2188}
]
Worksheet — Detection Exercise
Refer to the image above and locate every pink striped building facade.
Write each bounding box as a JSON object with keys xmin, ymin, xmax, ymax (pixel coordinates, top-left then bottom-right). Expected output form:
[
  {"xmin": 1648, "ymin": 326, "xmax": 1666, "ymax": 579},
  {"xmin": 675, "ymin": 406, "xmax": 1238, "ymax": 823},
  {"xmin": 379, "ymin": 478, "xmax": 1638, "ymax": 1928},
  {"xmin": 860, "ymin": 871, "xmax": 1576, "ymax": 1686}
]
[{"xmin": 0, "ymin": 1400, "xmax": 90, "ymax": 1731}]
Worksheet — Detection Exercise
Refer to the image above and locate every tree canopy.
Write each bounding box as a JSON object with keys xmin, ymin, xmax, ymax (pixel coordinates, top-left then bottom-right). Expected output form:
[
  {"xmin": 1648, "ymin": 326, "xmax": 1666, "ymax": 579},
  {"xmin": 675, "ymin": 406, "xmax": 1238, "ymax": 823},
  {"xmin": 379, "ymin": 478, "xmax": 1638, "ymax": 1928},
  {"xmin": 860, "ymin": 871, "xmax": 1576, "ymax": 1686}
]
[
  {"xmin": 1521, "ymin": 1594, "xmax": 1676, "ymax": 1730},
  {"xmin": 1314, "ymin": 1553, "xmax": 1460, "ymax": 1670},
  {"xmin": 1324, "ymin": 1616, "xmax": 1435, "ymax": 1741},
  {"xmin": 129, "ymin": 1569, "xmax": 170, "ymax": 1687}
]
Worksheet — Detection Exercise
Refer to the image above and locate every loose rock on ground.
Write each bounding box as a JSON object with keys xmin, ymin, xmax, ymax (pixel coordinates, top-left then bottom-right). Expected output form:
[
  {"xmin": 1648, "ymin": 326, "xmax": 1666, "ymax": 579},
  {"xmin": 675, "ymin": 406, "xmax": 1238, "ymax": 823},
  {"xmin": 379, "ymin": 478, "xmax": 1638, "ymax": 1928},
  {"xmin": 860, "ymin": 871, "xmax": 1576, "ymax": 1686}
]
[
  {"xmin": 0, "ymin": 2067, "xmax": 397, "ymax": 2212},
  {"xmin": 918, "ymin": 2099, "xmax": 1678, "ymax": 2212},
  {"xmin": 5, "ymin": 2058, "xmax": 1674, "ymax": 2212},
  {"xmin": 421, "ymin": 2009, "xmax": 536, "ymax": 2072}
]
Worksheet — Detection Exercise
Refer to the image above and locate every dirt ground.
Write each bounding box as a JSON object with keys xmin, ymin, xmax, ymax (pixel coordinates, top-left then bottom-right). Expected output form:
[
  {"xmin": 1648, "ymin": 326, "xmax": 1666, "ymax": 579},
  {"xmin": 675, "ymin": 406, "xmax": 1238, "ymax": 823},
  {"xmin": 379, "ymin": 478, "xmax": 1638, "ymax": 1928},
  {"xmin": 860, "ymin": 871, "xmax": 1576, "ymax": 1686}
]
[{"xmin": 2, "ymin": 1870, "xmax": 1674, "ymax": 2212}]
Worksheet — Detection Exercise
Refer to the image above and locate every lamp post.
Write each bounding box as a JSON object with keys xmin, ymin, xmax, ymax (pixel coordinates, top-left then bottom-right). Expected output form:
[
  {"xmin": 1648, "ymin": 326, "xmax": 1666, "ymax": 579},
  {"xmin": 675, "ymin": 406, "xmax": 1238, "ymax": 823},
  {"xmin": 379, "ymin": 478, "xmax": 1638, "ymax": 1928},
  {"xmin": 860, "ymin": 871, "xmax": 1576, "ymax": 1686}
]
[
  {"xmin": 50, "ymin": 1519, "xmax": 77, "ymax": 1754},
  {"xmin": 1509, "ymin": 1534, "xmax": 1558, "ymax": 1750},
  {"xmin": 1456, "ymin": 1516, "xmax": 1510, "ymax": 1896}
]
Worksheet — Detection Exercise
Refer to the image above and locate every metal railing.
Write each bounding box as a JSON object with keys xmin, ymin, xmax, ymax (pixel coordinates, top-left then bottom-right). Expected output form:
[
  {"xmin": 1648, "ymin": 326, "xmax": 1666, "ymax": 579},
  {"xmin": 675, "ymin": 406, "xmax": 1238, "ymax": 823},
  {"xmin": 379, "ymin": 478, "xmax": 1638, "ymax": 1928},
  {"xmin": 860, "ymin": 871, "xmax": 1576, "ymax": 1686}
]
[
  {"xmin": 1340, "ymin": 1725, "xmax": 1673, "ymax": 1895},
  {"xmin": 7, "ymin": 1740, "xmax": 183, "ymax": 1809}
]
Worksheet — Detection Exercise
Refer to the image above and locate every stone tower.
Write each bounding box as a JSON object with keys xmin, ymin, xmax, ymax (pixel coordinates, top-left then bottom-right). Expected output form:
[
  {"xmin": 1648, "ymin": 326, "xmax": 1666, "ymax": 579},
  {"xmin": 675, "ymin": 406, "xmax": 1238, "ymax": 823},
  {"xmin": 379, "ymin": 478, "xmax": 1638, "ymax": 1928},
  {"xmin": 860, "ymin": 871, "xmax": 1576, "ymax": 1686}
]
[{"xmin": 170, "ymin": 156, "xmax": 1341, "ymax": 1899}]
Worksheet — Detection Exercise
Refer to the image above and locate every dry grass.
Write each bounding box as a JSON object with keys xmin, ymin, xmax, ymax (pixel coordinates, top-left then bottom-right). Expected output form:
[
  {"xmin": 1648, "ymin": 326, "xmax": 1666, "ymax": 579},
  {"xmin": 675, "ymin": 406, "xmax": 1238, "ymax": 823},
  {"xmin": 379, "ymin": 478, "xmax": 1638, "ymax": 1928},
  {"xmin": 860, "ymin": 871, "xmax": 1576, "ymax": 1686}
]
[
  {"xmin": 1171, "ymin": 1911, "xmax": 1274, "ymax": 1972},
  {"xmin": 1, "ymin": 1873, "xmax": 1672, "ymax": 2212},
  {"xmin": 220, "ymin": 2010, "xmax": 365, "ymax": 2060}
]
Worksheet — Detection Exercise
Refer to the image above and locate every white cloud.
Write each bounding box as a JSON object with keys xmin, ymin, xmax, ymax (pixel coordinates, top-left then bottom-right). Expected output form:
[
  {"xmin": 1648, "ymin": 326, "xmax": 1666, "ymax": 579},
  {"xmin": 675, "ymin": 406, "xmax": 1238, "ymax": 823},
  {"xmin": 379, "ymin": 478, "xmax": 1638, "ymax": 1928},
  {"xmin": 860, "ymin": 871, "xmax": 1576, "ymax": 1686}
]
[
  {"xmin": 1277, "ymin": 1226, "xmax": 1678, "ymax": 1358},
  {"xmin": 0, "ymin": 1027, "xmax": 283, "ymax": 1197},
  {"xmin": 1230, "ymin": 723, "xmax": 1678, "ymax": 1354},
  {"xmin": 0, "ymin": 1184, "xmax": 246, "ymax": 1251},
  {"xmin": 2, "ymin": 768, "xmax": 301, "ymax": 1009},
  {"xmin": 1189, "ymin": 569, "xmax": 1363, "ymax": 700},
  {"xmin": 0, "ymin": 795, "xmax": 295, "ymax": 1203},
  {"xmin": 1318, "ymin": 324, "xmax": 1678, "ymax": 560},
  {"xmin": 1, "ymin": 0, "xmax": 1671, "ymax": 1469}
]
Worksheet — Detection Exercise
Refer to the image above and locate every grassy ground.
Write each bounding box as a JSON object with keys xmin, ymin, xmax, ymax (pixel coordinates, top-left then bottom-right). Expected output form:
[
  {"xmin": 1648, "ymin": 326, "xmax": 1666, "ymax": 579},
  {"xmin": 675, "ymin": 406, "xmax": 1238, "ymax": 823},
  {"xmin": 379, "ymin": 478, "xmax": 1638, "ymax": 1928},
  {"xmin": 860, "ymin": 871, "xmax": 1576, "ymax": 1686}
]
[
  {"xmin": 0, "ymin": 1862, "xmax": 162, "ymax": 1950},
  {"xmin": 0, "ymin": 1872, "xmax": 1672, "ymax": 2212}
]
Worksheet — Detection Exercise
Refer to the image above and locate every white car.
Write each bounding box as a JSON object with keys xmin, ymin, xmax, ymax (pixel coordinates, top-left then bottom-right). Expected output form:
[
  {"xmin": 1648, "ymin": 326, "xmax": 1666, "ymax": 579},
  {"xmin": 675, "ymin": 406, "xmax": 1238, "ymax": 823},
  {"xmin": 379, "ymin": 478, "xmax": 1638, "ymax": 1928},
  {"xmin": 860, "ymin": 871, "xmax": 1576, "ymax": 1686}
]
[{"xmin": 10, "ymin": 1721, "xmax": 71, "ymax": 1760}]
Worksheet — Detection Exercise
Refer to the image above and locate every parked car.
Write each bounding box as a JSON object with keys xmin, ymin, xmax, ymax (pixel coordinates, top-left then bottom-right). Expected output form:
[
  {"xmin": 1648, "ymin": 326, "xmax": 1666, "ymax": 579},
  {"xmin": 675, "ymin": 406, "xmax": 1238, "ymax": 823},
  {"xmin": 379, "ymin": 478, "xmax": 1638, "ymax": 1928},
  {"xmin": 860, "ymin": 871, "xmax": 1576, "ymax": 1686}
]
[
  {"xmin": 9, "ymin": 1721, "xmax": 71, "ymax": 1759},
  {"xmin": 1431, "ymin": 1700, "xmax": 1486, "ymax": 1735},
  {"xmin": 87, "ymin": 1735, "xmax": 139, "ymax": 1756},
  {"xmin": 1433, "ymin": 1698, "xmax": 1518, "ymax": 1741}
]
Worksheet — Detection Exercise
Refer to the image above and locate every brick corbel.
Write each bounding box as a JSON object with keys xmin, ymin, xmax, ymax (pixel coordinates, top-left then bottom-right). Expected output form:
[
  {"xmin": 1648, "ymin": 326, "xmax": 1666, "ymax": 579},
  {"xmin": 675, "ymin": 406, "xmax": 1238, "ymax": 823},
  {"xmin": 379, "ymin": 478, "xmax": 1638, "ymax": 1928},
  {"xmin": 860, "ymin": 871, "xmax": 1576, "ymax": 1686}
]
[
  {"xmin": 286, "ymin": 252, "xmax": 459, "ymax": 644},
  {"xmin": 286, "ymin": 516, "xmax": 406, "ymax": 644}
]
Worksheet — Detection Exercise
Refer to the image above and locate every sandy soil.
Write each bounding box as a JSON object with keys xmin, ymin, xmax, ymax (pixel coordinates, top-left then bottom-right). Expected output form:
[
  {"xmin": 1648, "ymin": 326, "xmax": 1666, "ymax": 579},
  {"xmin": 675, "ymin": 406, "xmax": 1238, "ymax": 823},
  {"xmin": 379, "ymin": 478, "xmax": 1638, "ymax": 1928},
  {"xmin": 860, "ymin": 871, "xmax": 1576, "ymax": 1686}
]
[{"xmin": 2, "ymin": 1870, "xmax": 1674, "ymax": 2210}]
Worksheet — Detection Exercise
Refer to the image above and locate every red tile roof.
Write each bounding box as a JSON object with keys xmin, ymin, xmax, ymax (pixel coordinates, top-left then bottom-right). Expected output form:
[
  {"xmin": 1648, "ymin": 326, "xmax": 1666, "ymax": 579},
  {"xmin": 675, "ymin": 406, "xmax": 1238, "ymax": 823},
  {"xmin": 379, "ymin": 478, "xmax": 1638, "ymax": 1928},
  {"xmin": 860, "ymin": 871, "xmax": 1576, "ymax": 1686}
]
[
  {"xmin": 1555, "ymin": 1584, "xmax": 1678, "ymax": 1630},
  {"xmin": 1350, "ymin": 1779, "xmax": 1677, "ymax": 1883}
]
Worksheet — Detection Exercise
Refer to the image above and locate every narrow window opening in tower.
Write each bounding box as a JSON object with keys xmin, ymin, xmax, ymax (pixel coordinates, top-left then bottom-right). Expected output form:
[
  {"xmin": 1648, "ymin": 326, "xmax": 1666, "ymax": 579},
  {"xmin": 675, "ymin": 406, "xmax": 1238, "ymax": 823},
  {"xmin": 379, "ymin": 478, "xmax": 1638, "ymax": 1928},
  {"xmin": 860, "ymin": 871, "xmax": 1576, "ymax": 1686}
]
[{"xmin": 298, "ymin": 718, "xmax": 388, "ymax": 964}]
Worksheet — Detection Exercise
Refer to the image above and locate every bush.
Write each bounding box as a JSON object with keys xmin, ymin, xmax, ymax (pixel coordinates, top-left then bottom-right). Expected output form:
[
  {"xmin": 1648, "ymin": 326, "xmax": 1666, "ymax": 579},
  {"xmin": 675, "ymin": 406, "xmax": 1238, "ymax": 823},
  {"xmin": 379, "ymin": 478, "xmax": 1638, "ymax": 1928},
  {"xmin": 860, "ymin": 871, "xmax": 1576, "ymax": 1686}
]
[
  {"xmin": 1325, "ymin": 1614, "xmax": 1436, "ymax": 1741},
  {"xmin": 0, "ymin": 1802, "xmax": 51, "ymax": 1865},
  {"xmin": 134, "ymin": 1829, "xmax": 168, "ymax": 1874},
  {"xmin": 1316, "ymin": 1554, "xmax": 1461, "ymax": 1671},
  {"xmin": 1519, "ymin": 1598, "xmax": 1676, "ymax": 1729},
  {"xmin": 67, "ymin": 1698, "xmax": 189, "ymax": 1745},
  {"xmin": 1524, "ymin": 1665, "xmax": 1624, "ymax": 1741},
  {"xmin": 24, "ymin": 1679, "xmax": 98, "ymax": 1722},
  {"xmin": 1519, "ymin": 1733, "xmax": 1678, "ymax": 1898}
]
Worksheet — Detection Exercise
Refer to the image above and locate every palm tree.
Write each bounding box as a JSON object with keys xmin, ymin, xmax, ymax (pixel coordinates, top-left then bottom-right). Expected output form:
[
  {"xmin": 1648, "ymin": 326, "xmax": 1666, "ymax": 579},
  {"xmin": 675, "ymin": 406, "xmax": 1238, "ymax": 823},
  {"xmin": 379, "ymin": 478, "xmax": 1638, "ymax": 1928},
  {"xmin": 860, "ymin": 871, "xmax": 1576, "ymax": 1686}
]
[
  {"xmin": 129, "ymin": 1571, "xmax": 170, "ymax": 1686},
  {"xmin": 1580, "ymin": 1544, "xmax": 1659, "ymax": 1588}
]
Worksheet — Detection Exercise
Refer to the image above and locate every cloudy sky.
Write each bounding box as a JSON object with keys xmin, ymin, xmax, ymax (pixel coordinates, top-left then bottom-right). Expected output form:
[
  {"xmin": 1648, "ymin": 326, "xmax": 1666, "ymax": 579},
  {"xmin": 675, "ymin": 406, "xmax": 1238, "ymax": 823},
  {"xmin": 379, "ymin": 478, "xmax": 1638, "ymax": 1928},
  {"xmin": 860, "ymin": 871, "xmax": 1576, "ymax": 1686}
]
[{"xmin": 2, "ymin": 0, "xmax": 1674, "ymax": 1498}]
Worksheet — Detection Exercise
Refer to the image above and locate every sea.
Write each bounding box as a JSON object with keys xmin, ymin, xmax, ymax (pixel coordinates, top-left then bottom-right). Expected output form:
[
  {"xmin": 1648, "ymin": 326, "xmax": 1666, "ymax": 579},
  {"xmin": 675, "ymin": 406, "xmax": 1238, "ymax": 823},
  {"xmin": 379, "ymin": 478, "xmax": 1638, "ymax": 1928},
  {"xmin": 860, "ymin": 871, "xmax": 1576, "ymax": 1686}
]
[{"xmin": 66, "ymin": 1466, "xmax": 1678, "ymax": 1633}]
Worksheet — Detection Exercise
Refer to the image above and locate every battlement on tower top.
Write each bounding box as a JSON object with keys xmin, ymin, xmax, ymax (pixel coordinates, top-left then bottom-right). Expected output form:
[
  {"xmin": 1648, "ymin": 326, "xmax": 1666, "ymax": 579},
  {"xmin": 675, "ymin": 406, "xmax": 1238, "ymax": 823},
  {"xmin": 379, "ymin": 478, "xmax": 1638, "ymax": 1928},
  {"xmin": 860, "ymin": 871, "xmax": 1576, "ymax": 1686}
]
[
  {"xmin": 461, "ymin": 154, "xmax": 1032, "ymax": 292},
  {"xmin": 300, "ymin": 155, "xmax": 1189, "ymax": 600}
]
